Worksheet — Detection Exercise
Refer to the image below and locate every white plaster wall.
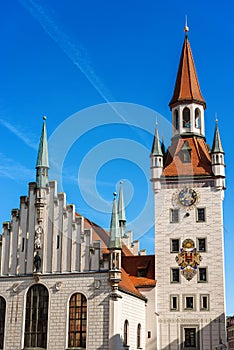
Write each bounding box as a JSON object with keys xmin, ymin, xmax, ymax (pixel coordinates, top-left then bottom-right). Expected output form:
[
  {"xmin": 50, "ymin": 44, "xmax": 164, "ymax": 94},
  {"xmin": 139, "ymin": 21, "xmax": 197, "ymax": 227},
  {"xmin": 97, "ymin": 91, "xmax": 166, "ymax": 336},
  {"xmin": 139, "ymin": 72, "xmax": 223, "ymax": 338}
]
[{"xmin": 120, "ymin": 291, "xmax": 146, "ymax": 350}]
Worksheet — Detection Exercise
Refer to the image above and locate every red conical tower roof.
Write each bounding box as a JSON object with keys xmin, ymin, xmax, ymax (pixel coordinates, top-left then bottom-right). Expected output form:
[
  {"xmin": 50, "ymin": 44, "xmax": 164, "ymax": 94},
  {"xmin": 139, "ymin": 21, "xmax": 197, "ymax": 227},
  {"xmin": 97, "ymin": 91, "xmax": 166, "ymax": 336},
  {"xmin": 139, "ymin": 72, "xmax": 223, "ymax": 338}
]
[{"xmin": 169, "ymin": 35, "xmax": 206, "ymax": 110}]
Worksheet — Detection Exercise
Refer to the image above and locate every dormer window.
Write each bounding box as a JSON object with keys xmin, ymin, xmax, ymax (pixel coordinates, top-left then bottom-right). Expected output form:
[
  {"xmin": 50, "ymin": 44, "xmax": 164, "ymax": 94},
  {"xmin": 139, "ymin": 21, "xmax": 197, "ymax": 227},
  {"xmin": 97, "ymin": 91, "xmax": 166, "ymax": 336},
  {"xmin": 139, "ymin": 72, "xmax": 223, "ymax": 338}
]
[
  {"xmin": 183, "ymin": 107, "xmax": 190, "ymax": 128},
  {"xmin": 181, "ymin": 140, "xmax": 192, "ymax": 163}
]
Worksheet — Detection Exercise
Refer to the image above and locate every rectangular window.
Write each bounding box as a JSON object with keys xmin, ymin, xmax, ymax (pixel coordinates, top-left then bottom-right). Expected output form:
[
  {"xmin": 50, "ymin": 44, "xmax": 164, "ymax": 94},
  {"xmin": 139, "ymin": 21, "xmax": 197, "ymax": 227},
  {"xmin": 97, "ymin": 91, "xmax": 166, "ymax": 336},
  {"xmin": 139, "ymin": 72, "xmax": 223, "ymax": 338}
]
[
  {"xmin": 170, "ymin": 295, "xmax": 179, "ymax": 311},
  {"xmin": 171, "ymin": 239, "xmax": 179, "ymax": 253},
  {"xmin": 185, "ymin": 296, "xmax": 194, "ymax": 310},
  {"xmin": 170, "ymin": 209, "xmax": 179, "ymax": 223},
  {"xmin": 200, "ymin": 295, "xmax": 209, "ymax": 311},
  {"xmin": 198, "ymin": 267, "xmax": 207, "ymax": 282},
  {"xmin": 197, "ymin": 238, "xmax": 206, "ymax": 252},
  {"xmin": 171, "ymin": 268, "xmax": 180, "ymax": 283},
  {"xmin": 197, "ymin": 208, "xmax": 206, "ymax": 222},
  {"xmin": 184, "ymin": 328, "xmax": 196, "ymax": 347}
]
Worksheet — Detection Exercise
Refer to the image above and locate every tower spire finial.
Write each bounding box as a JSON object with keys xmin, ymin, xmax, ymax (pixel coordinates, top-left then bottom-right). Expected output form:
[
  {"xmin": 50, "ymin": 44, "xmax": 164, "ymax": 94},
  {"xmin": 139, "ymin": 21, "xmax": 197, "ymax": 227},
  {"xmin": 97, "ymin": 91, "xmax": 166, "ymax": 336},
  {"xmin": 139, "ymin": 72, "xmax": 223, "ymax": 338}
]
[
  {"xmin": 36, "ymin": 116, "xmax": 49, "ymax": 188},
  {"xmin": 184, "ymin": 15, "xmax": 189, "ymax": 35}
]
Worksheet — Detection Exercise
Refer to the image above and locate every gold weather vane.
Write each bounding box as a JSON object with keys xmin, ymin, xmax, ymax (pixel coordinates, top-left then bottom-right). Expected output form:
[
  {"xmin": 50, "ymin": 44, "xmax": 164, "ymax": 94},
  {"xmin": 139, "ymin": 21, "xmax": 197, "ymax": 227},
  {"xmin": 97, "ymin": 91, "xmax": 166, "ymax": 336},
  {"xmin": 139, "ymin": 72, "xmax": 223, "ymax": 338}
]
[{"xmin": 184, "ymin": 15, "xmax": 189, "ymax": 34}]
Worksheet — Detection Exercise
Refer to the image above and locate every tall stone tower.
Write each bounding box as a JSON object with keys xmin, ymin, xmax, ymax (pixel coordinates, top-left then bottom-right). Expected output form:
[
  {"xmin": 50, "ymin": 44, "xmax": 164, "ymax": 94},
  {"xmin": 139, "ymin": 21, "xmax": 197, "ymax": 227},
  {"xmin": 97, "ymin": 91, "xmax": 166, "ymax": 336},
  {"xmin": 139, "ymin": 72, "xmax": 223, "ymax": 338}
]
[{"xmin": 151, "ymin": 28, "xmax": 226, "ymax": 349}]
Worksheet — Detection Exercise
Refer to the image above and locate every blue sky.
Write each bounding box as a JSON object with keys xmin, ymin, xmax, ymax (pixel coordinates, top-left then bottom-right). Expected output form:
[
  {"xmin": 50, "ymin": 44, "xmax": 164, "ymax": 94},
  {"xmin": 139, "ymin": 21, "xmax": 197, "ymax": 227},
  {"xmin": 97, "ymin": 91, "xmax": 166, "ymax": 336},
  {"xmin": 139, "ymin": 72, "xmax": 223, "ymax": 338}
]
[{"xmin": 0, "ymin": 1, "xmax": 233, "ymax": 313}]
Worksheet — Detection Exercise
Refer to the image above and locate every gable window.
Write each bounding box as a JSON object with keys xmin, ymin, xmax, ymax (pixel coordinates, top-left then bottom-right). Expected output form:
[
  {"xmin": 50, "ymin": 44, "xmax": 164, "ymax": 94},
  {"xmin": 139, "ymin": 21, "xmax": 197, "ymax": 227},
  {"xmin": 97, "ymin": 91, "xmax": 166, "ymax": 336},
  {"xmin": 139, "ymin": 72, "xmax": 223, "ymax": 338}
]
[
  {"xmin": 123, "ymin": 320, "xmax": 129, "ymax": 348},
  {"xmin": 197, "ymin": 238, "xmax": 206, "ymax": 252},
  {"xmin": 0, "ymin": 297, "xmax": 6, "ymax": 350},
  {"xmin": 197, "ymin": 208, "xmax": 206, "ymax": 222},
  {"xmin": 183, "ymin": 107, "xmax": 191, "ymax": 128},
  {"xmin": 171, "ymin": 239, "xmax": 179, "ymax": 253},
  {"xmin": 68, "ymin": 293, "xmax": 87, "ymax": 349},
  {"xmin": 137, "ymin": 324, "xmax": 141, "ymax": 349},
  {"xmin": 198, "ymin": 267, "xmax": 207, "ymax": 282},
  {"xmin": 184, "ymin": 328, "xmax": 196, "ymax": 348},
  {"xmin": 24, "ymin": 284, "xmax": 49, "ymax": 349},
  {"xmin": 171, "ymin": 268, "xmax": 180, "ymax": 283},
  {"xmin": 170, "ymin": 209, "xmax": 179, "ymax": 223},
  {"xmin": 181, "ymin": 141, "xmax": 192, "ymax": 163}
]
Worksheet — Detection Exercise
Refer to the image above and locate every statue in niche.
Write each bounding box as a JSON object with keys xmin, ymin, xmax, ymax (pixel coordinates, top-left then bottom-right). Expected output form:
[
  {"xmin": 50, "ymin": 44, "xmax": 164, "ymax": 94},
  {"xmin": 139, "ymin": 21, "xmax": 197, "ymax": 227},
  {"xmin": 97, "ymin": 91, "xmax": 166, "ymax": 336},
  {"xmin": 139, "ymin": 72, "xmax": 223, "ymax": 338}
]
[
  {"xmin": 34, "ymin": 226, "xmax": 42, "ymax": 249},
  {"xmin": 34, "ymin": 251, "xmax": 41, "ymax": 272}
]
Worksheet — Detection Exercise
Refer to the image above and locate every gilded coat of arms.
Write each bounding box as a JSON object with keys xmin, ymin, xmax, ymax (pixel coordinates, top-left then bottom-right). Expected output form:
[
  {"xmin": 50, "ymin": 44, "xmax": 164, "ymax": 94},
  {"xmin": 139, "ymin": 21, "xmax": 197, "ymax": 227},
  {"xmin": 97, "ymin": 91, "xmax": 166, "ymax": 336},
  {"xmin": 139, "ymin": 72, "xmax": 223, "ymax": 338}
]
[{"xmin": 175, "ymin": 239, "xmax": 202, "ymax": 281}]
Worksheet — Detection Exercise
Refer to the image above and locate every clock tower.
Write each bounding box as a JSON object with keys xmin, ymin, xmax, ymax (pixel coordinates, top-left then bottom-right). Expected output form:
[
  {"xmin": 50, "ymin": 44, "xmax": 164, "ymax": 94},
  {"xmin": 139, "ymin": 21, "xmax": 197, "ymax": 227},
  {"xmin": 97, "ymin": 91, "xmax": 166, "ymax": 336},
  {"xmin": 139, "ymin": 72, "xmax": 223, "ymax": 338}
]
[{"xmin": 151, "ymin": 28, "xmax": 226, "ymax": 349}]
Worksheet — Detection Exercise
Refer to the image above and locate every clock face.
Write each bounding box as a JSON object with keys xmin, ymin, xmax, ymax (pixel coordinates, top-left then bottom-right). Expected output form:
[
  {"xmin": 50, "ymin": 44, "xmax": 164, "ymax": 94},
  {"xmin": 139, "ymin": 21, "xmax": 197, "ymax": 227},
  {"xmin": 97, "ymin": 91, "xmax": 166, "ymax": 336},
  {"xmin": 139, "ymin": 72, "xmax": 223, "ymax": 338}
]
[{"xmin": 178, "ymin": 188, "xmax": 198, "ymax": 207}]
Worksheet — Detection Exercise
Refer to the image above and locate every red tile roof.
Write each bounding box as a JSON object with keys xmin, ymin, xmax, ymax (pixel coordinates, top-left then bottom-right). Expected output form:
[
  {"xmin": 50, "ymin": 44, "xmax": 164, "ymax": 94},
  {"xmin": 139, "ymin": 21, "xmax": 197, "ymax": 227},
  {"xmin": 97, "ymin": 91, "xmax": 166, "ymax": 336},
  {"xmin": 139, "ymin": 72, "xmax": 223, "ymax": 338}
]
[
  {"xmin": 122, "ymin": 255, "xmax": 155, "ymax": 280},
  {"xmin": 169, "ymin": 36, "xmax": 206, "ymax": 109},
  {"xmin": 163, "ymin": 137, "xmax": 212, "ymax": 177},
  {"xmin": 83, "ymin": 217, "xmax": 134, "ymax": 256}
]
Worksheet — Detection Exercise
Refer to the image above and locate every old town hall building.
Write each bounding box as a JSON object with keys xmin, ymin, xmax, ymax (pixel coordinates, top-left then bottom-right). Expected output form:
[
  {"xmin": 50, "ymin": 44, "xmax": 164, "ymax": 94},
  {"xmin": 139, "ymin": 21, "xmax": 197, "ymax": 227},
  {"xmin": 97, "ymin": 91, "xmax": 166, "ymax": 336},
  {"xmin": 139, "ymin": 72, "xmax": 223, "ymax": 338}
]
[{"xmin": 0, "ymin": 28, "xmax": 226, "ymax": 349}]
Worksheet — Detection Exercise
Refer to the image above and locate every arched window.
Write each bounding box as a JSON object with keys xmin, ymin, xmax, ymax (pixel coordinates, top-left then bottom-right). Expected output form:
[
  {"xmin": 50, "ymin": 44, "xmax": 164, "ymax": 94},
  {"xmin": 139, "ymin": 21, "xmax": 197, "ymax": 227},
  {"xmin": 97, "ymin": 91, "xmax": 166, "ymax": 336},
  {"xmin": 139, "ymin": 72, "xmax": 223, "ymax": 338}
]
[
  {"xmin": 123, "ymin": 320, "xmax": 129, "ymax": 347},
  {"xmin": 0, "ymin": 297, "xmax": 6, "ymax": 349},
  {"xmin": 174, "ymin": 109, "xmax": 179, "ymax": 130},
  {"xmin": 24, "ymin": 284, "xmax": 49, "ymax": 349},
  {"xmin": 183, "ymin": 107, "xmax": 190, "ymax": 128},
  {"xmin": 137, "ymin": 324, "xmax": 141, "ymax": 349},
  {"xmin": 195, "ymin": 108, "xmax": 201, "ymax": 128},
  {"xmin": 68, "ymin": 293, "xmax": 87, "ymax": 349}
]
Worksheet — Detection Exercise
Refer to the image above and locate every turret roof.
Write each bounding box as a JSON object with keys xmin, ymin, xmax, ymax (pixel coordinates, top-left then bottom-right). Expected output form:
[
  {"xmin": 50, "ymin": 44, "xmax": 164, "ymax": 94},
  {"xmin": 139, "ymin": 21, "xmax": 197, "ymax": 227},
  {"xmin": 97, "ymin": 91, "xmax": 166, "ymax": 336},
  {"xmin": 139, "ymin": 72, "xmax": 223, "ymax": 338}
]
[
  {"xmin": 118, "ymin": 182, "xmax": 126, "ymax": 222},
  {"xmin": 36, "ymin": 118, "xmax": 49, "ymax": 169},
  {"xmin": 211, "ymin": 123, "xmax": 224, "ymax": 153},
  {"xmin": 109, "ymin": 194, "xmax": 122, "ymax": 249},
  {"xmin": 151, "ymin": 124, "xmax": 163, "ymax": 156},
  {"xmin": 169, "ymin": 35, "xmax": 206, "ymax": 109}
]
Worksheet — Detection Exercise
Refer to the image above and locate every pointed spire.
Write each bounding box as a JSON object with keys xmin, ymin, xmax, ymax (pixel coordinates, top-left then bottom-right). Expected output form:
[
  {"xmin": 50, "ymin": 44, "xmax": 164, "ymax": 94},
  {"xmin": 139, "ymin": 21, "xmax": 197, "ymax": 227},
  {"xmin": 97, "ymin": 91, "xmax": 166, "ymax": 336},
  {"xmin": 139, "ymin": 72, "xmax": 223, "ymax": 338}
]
[
  {"xmin": 118, "ymin": 181, "xmax": 126, "ymax": 237},
  {"xmin": 151, "ymin": 123, "xmax": 163, "ymax": 156},
  {"xmin": 36, "ymin": 116, "xmax": 49, "ymax": 188},
  {"xmin": 211, "ymin": 121, "xmax": 224, "ymax": 153},
  {"xmin": 109, "ymin": 192, "xmax": 122, "ymax": 249},
  {"xmin": 118, "ymin": 181, "xmax": 126, "ymax": 222},
  {"xmin": 169, "ymin": 33, "xmax": 206, "ymax": 110}
]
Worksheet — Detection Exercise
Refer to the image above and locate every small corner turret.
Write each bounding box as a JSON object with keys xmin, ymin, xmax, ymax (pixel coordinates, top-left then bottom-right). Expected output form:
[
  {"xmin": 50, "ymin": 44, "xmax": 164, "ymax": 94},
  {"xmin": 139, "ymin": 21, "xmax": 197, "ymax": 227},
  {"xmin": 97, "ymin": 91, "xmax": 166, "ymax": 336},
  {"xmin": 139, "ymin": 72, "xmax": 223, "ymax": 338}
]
[
  {"xmin": 150, "ymin": 123, "xmax": 163, "ymax": 193},
  {"xmin": 211, "ymin": 120, "xmax": 226, "ymax": 190},
  {"xmin": 109, "ymin": 192, "xmax": 122, "ymax": 292}
]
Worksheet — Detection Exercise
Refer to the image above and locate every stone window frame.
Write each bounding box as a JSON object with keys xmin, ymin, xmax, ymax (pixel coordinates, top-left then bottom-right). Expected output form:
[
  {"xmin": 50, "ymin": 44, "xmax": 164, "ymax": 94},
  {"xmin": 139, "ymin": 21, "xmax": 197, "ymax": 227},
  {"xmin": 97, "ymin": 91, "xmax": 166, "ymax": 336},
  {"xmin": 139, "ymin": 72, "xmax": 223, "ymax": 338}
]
[
  {"xmin": 183, "ymin": 294, "xmax": 196, "ymax": 311},
  {"xmin": 196, "ymin": 237, "xmax": 207, "ymax": 252},
  {"xmin": 170, "ymin": 294, "xmax": 180, "ymax": 311},
  {"xmin": 24, "ymin": 284, "xmax": 49, "ymax": 349},
  {"xmin": 200, "ymin": 294, "xmax": 209, "ymax": 311},
  {"xmin": 170, "ymin": 238, "xmax": 180, "ymax": 253},
  {"xmin": 181, "ymin": 325, "xmax": 199, "ymax": 349},
  {"xmin": 198, "ymin": 267, "xmax": 208, "ymax": 283},
  {"xmin": 196, "ymin": 207, "xmax": 206, "ymax": 222},
  {"xmin": 170, "ymin": 208, "xmax": 179, "ymax": 223},
  {"xmin": 171, "ymin": 268, "xmax": 180, "ymax": 283},
  {"xmin": 67, "ymin": 292, "xmax": 87, "ymax": 349}
]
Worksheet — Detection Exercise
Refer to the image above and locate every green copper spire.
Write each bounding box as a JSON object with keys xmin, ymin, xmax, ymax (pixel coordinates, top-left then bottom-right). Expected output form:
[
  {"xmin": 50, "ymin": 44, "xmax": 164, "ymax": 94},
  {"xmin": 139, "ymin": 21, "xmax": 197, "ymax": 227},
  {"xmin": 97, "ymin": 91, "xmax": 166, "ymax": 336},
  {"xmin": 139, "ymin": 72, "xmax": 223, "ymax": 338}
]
[
  {"xmin": 109, "ymin": 192, "xmax": 122, "ymax": 250},
  {"xmin": 118, "ymin": 181, "xmax": 126, "ymax": 237},
  {"xmin": 151, "ymin": 124, "xmax": 163, "ymax": 156},
  {"xmin": 211, "ymin": 121, "xmax": 224, "ymax": 154},
  {"xmin": 36, "ymin": 116, "xmax": 49, "ymax": 188}
]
